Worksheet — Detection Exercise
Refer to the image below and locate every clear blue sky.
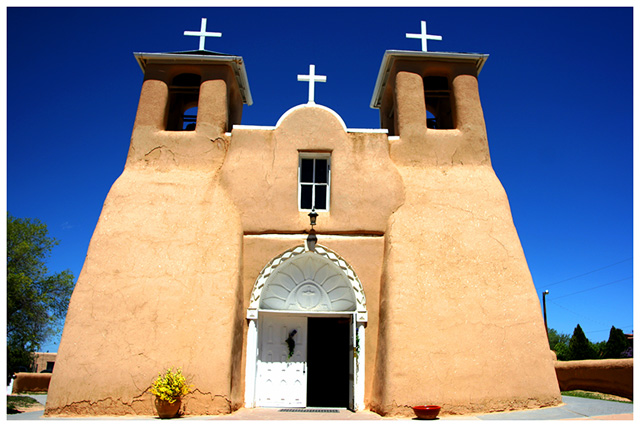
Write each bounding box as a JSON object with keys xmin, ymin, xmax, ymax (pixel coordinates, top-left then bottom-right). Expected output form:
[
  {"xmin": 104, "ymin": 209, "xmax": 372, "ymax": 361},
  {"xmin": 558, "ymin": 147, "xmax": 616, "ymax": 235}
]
[{"xmin": 6, "ymin": 7, "xmax": 634, "ymax": 353}]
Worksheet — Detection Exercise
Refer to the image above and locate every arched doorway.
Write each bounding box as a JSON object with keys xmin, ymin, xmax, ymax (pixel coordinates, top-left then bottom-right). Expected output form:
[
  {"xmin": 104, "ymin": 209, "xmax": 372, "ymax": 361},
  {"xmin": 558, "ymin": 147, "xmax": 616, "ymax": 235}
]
[{"xmin": 244, "ymin": 245, "xmax": 367, "ymax": 410}]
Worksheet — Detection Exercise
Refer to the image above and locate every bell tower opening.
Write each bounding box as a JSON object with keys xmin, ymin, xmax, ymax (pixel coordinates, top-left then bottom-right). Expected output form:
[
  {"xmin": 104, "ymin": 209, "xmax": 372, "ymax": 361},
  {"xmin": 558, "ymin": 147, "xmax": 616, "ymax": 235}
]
[
  {"xmin": 166, "ymin": 73, "xmax": 201, "ymax": 131},
  {"xmin": 424, "ymin": 75, "xmax": 454, "ymax": 129}
]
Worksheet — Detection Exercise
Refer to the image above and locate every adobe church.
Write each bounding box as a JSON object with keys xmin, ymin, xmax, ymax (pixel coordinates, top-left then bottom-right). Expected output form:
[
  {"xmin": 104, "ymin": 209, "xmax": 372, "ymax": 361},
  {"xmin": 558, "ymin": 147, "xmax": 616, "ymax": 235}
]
[{"xmin": 45, "ymin": 18, "xmax": 561, "ymax": 417}]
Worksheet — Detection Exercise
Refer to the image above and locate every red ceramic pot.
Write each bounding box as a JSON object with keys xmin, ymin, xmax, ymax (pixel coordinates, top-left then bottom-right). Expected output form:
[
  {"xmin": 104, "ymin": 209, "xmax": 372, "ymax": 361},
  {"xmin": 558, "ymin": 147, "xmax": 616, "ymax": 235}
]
[
  {"xmin": 155, "ymin": 397, "xmax": 181, "ymax": 419},
  {"xmin": 412, "ymin": 405, "xmax": 441, "ymax": 420}
]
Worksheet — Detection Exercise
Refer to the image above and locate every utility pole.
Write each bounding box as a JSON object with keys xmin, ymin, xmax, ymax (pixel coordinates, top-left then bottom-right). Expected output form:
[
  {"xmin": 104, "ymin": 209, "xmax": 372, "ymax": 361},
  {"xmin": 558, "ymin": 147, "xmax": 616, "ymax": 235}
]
[{"xmin": 542, "ymin": 290, "xmax": 549, "ymax": 341}]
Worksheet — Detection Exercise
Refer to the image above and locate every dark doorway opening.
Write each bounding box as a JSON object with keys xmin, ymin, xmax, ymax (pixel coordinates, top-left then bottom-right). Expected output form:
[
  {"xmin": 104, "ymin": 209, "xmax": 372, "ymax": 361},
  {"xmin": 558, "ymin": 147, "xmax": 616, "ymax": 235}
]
[{"xmin": 306, "ymin": 317, "xmax": 350, "ymax": 408}]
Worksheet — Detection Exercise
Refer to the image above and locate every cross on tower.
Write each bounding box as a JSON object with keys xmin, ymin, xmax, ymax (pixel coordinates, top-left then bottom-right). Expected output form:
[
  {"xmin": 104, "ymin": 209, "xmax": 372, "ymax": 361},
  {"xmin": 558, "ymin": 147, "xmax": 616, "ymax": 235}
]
[
  {"xmin": 297, "ymin": 64, "xmax": 327, "ymax": 104},
  {"xmin": 184, "ymin": 18, "xmax": 222, "ymax": 51},
  {"xmin": 406, "ymin": 20, "xmax": 442, "ymax": 52}
]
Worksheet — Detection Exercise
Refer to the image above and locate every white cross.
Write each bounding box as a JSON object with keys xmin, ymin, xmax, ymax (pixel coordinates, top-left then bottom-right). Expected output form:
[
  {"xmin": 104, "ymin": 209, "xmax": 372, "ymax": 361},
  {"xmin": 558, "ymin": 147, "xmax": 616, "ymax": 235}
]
[
  {"xmin": 406, "ymin": 20, "xmax": 442, "ymax": 52},
  {"xmin": 184, "ymin": 18, "xmax": 222, "ymax": 51},
  {"xmin": 297, "ymin": 64, "xmax": 327, "ymax": 104}
]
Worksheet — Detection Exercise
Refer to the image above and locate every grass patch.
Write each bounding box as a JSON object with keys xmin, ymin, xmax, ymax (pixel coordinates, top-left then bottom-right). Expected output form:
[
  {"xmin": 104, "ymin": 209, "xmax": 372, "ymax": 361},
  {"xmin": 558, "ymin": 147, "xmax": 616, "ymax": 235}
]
[
  {"xmin": 7, "ymin": 395, "xmax": 42, "ymax": 414},
  {"xmin": 562, "ymin": 390, "xmax": 632, "ymax": 404}
]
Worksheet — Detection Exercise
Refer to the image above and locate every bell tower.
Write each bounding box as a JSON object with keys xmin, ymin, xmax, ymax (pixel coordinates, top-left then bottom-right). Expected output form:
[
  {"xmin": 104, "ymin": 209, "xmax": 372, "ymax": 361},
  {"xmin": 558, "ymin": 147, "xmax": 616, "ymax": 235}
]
[
  {"xmin": 371, "ymin": 50, "xmax": 489, "ymax": 166},
  {"xmin": 126, "ymin": 51, "xmax": 252, "ymax": 168},
  {"xmin": 127, "ymin": 18, "xmax": 251, "ymax": 169}
]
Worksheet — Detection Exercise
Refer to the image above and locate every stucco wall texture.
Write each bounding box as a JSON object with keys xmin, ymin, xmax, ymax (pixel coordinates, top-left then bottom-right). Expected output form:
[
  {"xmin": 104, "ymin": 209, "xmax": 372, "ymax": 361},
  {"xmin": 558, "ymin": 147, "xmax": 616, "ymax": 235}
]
[{"xmin": 45, "ymin": 53, "xmax": 561, "ymax": 417}]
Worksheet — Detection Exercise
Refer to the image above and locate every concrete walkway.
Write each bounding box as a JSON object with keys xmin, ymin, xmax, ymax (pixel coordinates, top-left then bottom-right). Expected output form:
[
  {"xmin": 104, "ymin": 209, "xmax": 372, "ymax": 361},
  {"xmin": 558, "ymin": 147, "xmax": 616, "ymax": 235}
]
[
  {"xmin": 474, "ymin": 396, "xmax": 633, "ymax": 420},
  {"xmin": 7, "ymin": 395, "xmax": 633, "ymax": 420}
]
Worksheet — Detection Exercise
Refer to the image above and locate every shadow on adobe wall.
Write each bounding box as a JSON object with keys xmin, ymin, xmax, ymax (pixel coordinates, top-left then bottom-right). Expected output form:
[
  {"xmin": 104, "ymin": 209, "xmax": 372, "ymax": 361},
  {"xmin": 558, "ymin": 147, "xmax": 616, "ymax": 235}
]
[{"xmin": 11, "ymin": 373, "xmax": 52, "ymax": 394}]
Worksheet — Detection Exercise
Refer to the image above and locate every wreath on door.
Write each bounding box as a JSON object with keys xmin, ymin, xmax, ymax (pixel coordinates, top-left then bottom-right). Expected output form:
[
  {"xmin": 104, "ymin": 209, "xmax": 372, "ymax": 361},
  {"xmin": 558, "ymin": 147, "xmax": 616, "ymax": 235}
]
[{"xmin": 286, "ymin": 330, "xmax": 297, "ymax": 360}]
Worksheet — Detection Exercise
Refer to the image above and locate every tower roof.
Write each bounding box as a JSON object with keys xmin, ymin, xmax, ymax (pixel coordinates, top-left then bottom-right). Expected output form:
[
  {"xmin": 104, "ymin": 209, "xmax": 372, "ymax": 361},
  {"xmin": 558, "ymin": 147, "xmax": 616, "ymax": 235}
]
[
  {"xmin": 133, "ymin": 50, "xmax": 253, "ymax": 106},
  {"xmin": 370, "ymin": 50, "xmax": 489, "ymax": 109}
]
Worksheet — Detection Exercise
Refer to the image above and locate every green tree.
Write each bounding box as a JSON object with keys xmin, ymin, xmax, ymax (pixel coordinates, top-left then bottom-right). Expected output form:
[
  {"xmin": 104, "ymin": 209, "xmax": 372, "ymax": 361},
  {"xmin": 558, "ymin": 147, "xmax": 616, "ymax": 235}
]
[
  {"xmin": 591, "ymin": 340, "xmax": 607, "ymax": 359},
  {"xmin": 547, "ymin": 328, "xmax": 572, "ymax": 360},
  {"xmin": 604, "ymin": 326, "xmax": 630, "ymax": 359},
  {"xmin": 547, "ymin": 328, "xmax": 570, "ymax": 350},
  {"xmin": 553, "ymin": 341, "xmax": 570, "ymax": 361},
  {"xmin": 7, "ymin": 214, "xmax": 75, "ymax": 383},
  {"xmin": 568, "ymin": 324, "xmax": 597, "ymax": 360}
]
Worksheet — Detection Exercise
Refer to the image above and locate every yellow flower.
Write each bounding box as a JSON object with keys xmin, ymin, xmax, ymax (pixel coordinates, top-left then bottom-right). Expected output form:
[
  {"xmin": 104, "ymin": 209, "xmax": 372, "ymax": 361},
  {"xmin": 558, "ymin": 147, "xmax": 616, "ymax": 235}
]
[{"xmin": 150, "ymin": 368, "xmax": 192, "ymax": 403}]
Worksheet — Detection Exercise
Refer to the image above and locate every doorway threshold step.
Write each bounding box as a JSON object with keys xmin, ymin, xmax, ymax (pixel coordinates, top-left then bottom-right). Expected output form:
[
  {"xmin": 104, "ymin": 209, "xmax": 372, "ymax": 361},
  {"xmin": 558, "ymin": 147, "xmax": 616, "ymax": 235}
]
[{"xmin": 279, "ymin": 408, "xmax": 340, "ymax": 413}]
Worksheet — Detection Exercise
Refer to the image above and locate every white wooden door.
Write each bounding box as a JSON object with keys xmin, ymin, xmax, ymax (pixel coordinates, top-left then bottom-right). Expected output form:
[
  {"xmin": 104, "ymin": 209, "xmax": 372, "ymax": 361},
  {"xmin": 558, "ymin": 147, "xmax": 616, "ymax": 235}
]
[
  {"xmin": 348, "ymin": 314, "xmax": 355, "ymax": 410},
  {"xmin": 255, "ymin": 314, "xmax": 307, "ymax": 407}
]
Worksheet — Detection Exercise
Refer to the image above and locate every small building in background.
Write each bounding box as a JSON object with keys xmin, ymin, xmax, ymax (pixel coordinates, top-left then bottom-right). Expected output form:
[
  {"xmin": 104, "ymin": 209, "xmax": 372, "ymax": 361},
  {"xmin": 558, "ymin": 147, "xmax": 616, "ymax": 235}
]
[{"xmin": 31, "ymin": 352, "xmax": 57, "ymax": 373}]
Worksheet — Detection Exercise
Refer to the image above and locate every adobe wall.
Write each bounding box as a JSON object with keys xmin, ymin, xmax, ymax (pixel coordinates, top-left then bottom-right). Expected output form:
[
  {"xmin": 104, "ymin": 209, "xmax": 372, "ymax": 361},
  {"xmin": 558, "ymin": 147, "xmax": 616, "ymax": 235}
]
[
  {"xmin": 45, "ymin": 70, "xmax": 246, "ymax": 416},
  {"xmin": 12, "ymin": 373, "xmax": 52, "ymax": 394},
  {"xmin": 555, "ymin": 359, "xmax": 633, "ymax": 400},
  {"xmin": 220, "ymin": 105, "xmax": 404, "ymax": 234},
  {"xmin": 372, "ymin": 164, "xmax": 561, "ymax": 416},
  {"xmin": 45, "ymin": 168, "xmax": 245, "ymax": 416},
  {"xmin": 369, "ymin": 65, "xmax": 561, "ymax": 416}
]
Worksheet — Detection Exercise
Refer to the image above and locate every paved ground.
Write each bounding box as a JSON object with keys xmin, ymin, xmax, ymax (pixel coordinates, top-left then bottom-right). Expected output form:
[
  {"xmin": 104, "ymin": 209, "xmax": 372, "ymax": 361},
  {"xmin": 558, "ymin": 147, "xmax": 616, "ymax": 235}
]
[
  {"xmin": 474, "ymin": 396, "xmax": 633, "ymax": 420},
  {"xmin": 7, "ymin": 395, "xmax": 633, "ymax": 420}
]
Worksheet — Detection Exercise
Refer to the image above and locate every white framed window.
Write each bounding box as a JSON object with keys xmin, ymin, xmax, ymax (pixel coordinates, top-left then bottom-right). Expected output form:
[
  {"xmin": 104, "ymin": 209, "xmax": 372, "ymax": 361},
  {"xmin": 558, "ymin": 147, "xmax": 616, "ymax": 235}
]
[{"xmin": 298, "ymin": 153, "xmax": 330, "ymax": 211}]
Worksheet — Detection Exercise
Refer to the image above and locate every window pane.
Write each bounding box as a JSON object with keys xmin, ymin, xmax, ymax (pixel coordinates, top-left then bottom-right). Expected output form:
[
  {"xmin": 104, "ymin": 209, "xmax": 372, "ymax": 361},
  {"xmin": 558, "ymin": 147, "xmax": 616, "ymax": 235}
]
[
  {"xmin": 314, "ymin": 185, "xmax": 327, "ymax": 210},
  {"xmin": 300, "ymin": 159, "xmax": 314, "ymax": 183},
  {"xmin": 300, "ymin": 184, "xmax": 313, "ymax": 209},
  {"xmin": 315, "ymin": 159, "xmax": 327, "ymax": 183}
]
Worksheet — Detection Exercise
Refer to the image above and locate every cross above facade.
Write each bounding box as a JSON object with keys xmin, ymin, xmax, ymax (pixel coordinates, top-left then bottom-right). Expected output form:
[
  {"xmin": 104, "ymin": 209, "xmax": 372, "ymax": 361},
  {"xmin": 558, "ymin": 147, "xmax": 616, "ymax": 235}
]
[
  {"xmin": 297, "ymin": 64, "xmax": 327, "ymax": 104},
  {"xmin": 406, "ymin": 20, "xmax": 442, "ymax": 52},
  {"xmin": 184, "ymin": 18, "xmax": 222, "ymax": 51}
]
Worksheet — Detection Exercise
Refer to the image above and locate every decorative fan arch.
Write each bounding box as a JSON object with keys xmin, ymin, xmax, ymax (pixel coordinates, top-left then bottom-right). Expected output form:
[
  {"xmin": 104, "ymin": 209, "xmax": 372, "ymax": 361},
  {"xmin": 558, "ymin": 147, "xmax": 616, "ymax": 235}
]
[{"xmin": 246, "ymin": 245, "xmax": 367, "ymax": 322}]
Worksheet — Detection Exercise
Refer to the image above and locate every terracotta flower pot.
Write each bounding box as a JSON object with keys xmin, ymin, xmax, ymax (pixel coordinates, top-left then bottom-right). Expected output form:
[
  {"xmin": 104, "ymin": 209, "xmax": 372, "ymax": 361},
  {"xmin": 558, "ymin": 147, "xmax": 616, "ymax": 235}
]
[
  {"xmin": 154, "ymin": 397, "xmax": 182, "ymax": 419},
  {"xmin": 412, "ymin": 405, "xmax": 441, "ymax": 420}
]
